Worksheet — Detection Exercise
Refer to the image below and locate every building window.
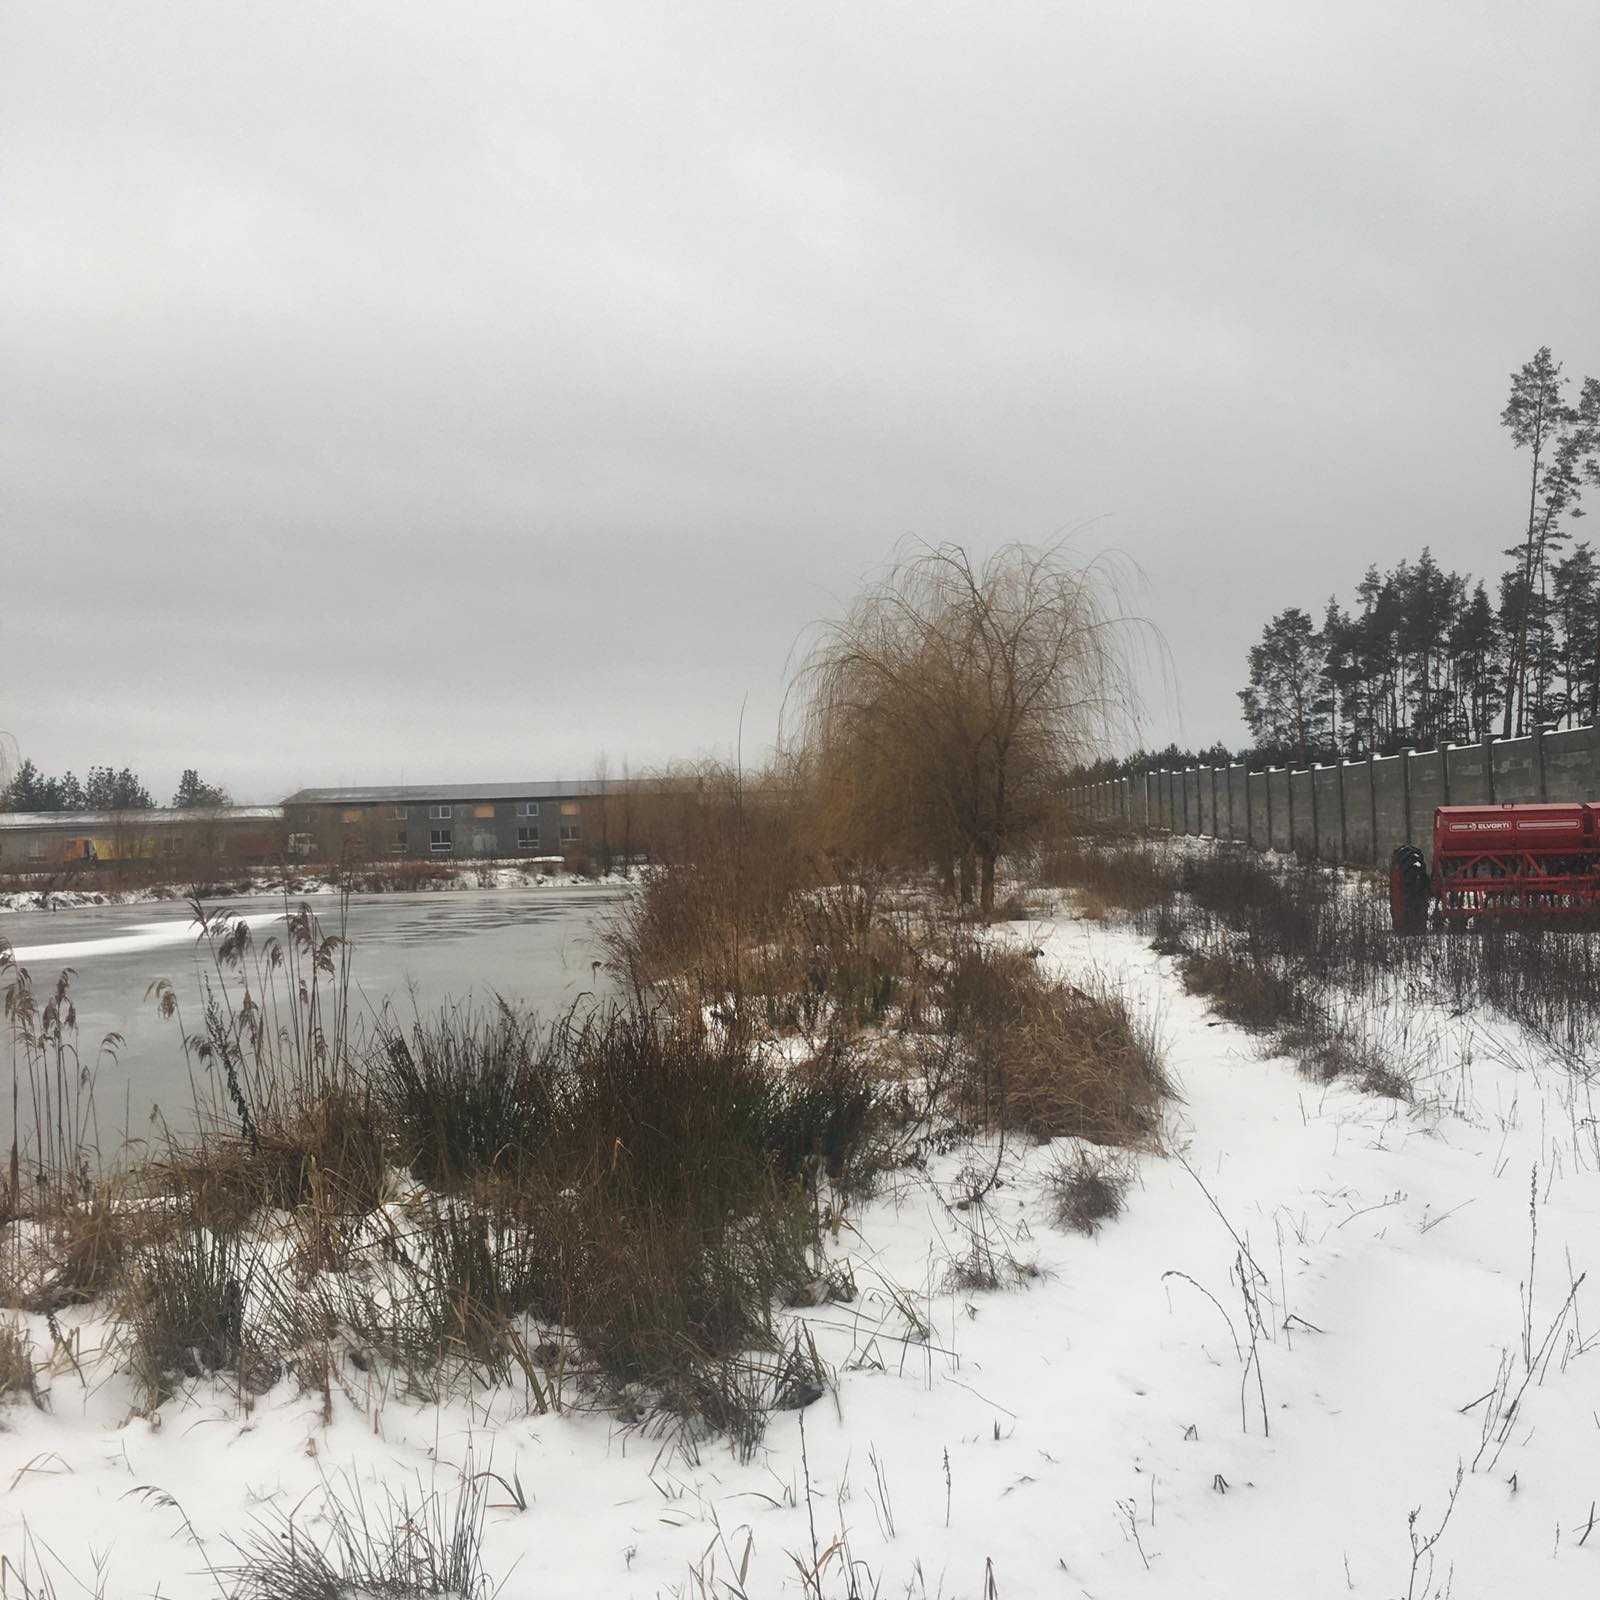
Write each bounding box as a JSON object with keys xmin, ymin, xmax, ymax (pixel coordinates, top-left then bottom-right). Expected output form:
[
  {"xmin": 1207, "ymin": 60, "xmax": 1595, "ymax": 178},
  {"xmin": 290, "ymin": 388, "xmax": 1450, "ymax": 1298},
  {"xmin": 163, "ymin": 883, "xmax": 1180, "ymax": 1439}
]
[
  {"xmin": 430, "ymin": 804, "xmax": 453, "ymax": 820},
  {"xmin": 560, "ymin": 802, "xmax": 580, "ymax": 817},
  {"xmin": 342, "ymin": 808, "xmax": 363, "ymax": 824},
  {"xmin": 393, "ymin": 806, "xmax": 408, "ymax": 820},
  {"xmin": 517, "ymin": 801, "xmax": 540, "ymax": 818},
  {"xmin": 560, "ymin": 821, "xmax": 581, "ymax": 845},
  {"xmin": 516, "ymin": 827, "xmax": 539, "ymax": 850},
  {"xmin": 430, "ymin": 828, "xmax": 452, "ymax": 853},
  {"xmin": 395, "ymin": 829, "xmax": 408, "ymax": 852}
]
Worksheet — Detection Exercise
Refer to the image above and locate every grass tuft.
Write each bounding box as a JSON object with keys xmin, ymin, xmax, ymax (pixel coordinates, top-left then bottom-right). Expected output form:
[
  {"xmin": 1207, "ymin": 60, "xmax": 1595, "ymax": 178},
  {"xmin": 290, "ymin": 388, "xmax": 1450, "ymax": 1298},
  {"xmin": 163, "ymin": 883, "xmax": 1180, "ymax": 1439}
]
[
  {"xmin": 0, "ymin": 1319, "xmax": 43, "ymax": 1409},
  {"xmin": 373, "ymin": 1003, "xmax": 556, "ymax": 1190},
  {"xmin": 224, "ymin": 1462, "xmax": 497, "ymax": 1600},
  {"xmin": 939, "ymin": 940, "xmax": 1168, "ymax": 1145},
  {"xmin": 1043, "ymin": 1144, "xmax": 1136, "ymax": 1234},
  {"xmin": 125, "ymin": 1226, "xmax": 273, "ymax": 1407}
]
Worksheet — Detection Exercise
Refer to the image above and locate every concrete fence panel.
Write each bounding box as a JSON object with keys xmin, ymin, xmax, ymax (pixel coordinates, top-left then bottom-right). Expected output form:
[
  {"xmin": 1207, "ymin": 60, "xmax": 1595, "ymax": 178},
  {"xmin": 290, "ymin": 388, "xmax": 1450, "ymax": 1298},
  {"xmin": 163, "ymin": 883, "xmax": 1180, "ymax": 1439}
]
[
  {"xmin": 1370, "ymin": 753, "xmax": 1405, "ymax": 851},
  {"xmin": 1288, "ymin": 767, "xmax": 1314, "ymax": 856},
  {"xmin": 1443, "ymin": 745, "xmax": 1489, "ymax": 806},
  {"xmin": 1313, "ymin": 764, "xmax": 1341, "ymax": 861},
  {"xmin": 1338, "ymin": 760, "xmax": 1371, "ymax": 864},
  {"xmin": 1266, "ymin": 768, "xmax": 1289, "ymax": 852},
  {"xmin": 1546, "ymin": 727, "xmax": 1598, "ymax": 796},
  {"xmin": 1493, "ymin": 738, "xmax": 1538, "ymax": 804},
  {"xmin": 1408, "ymin": 750, "xmax": 1444, "ymax": 853},
  {"xmin": 1243, "ymin": 769, "xmax": 1263, "ymax": 848},
  {"xmin": 1225, "ymin": 765, "xmax": 1246, "ymax": 843}
]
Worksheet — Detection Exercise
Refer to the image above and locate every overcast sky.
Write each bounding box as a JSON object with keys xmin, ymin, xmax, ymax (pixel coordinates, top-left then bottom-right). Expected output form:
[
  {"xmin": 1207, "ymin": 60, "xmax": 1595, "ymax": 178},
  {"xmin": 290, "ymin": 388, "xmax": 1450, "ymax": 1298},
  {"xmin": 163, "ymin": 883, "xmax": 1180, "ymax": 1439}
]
[{"xmin": 4, "ymin": 1, "xmax": 1598, "ymax": 803}]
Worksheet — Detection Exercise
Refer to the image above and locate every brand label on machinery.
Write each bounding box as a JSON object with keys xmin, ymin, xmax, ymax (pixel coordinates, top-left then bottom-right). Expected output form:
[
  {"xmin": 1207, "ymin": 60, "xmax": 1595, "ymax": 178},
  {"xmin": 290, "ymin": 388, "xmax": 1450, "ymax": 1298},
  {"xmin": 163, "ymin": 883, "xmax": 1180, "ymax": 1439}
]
[{"xmin": 1446, "ymin": 818, "xmax": 1580, "ymax": 833}]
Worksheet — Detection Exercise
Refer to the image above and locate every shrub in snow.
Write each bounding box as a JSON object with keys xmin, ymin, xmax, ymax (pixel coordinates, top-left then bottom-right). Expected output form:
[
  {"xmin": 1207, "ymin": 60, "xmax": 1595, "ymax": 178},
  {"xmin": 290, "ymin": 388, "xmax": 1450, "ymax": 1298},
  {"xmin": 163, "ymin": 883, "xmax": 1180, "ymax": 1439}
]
[{"xmin": 1043, "ymin": 1144, "xmax": 1137, "ymax": 1235}]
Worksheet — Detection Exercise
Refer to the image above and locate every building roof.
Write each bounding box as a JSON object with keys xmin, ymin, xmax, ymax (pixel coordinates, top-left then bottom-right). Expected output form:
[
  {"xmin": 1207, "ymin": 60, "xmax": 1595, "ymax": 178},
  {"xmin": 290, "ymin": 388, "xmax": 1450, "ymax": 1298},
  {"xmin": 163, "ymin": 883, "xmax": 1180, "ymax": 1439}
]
[
  {"xmin": 281, "ymin": 781, "xmax": 610, "ymax": 806},
  {"xmin": 0, "ymin": 806, "xmax": 283, "ymax": 831}
]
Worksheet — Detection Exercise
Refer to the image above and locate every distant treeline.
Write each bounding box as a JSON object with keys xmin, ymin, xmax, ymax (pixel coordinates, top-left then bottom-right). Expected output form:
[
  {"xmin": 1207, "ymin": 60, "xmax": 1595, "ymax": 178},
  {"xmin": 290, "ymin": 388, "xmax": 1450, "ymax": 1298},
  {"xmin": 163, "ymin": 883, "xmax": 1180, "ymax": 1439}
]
[
  {"xmin": 1234, "ymin": 348, "xmax": 1598, "ymax": 766},
  {"xmin": 1073, "ymin": 743, "xmax": 1241, "ymax": 782},
  {"xmin": 1, "ymin": 762, "xmax": 227, "ymax": 813}
]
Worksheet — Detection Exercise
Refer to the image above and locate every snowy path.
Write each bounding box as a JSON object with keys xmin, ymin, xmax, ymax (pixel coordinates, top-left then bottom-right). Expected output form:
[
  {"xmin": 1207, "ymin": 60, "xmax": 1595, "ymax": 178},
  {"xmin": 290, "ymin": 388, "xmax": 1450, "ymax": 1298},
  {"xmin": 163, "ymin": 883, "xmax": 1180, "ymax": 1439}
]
[
  {"xmin": 752, "ymin": 918, "xmax": 1599, "ymax": 1598},
  {"xmin": 3, "ymin": 914, "xmax": 1597, "ymax": 1597}
]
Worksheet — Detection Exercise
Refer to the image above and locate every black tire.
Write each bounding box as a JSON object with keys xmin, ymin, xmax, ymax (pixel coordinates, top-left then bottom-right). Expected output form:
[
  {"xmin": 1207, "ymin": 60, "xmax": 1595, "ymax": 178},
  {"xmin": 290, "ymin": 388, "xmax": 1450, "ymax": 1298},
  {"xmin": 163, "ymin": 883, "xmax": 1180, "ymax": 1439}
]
[{"xmin": 1389, "ymin": 845, "xmax": 1429, "ymax": 934}]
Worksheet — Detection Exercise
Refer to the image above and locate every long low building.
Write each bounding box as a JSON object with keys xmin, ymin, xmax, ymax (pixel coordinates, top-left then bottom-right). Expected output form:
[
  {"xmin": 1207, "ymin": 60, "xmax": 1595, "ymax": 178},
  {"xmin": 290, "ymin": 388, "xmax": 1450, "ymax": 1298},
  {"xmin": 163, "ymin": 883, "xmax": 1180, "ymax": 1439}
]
[
  {"xmin": 0, "ymin": 781, "xmax": 614, "ymax": 870},
  {"xmin": 0, "ymin": 806, "xmax": 284, "ymax": 869},
  {"xmin": 282, "ymin": 782, "xmax": 606, "ymax": 860}
]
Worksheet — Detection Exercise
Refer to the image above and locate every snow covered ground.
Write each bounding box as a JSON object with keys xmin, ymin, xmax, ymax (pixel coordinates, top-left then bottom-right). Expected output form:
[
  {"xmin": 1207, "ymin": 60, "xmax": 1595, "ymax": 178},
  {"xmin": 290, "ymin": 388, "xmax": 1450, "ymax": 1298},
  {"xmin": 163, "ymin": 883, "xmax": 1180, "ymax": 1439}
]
[{"xmin": 3, "ymin": 910, "xmax": 1597, "ymax": 1596}]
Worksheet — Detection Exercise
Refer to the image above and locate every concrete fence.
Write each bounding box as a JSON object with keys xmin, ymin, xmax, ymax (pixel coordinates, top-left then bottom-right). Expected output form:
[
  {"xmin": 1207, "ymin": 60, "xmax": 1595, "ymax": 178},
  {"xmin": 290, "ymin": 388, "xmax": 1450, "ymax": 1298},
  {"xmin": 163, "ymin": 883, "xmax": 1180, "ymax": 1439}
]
[{"xmin": 1069, "ymin": 724, "xmax": 1600, "ymax": 868}]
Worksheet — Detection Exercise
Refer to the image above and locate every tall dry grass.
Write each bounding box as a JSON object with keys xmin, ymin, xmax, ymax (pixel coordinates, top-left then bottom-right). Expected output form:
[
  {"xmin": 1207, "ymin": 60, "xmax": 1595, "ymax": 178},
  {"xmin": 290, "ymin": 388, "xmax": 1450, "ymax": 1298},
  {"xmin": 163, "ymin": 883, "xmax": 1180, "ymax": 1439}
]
[{"xmin": 937, "ymin": 938, "xmax": 1168, "ymax": 1146}]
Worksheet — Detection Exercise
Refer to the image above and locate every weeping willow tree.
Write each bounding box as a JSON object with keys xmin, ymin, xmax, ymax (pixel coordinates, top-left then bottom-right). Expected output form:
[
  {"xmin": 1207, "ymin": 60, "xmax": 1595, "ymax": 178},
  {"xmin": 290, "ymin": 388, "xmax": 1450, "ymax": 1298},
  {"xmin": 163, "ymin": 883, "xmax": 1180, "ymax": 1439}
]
[{"xmin": 794, "ymin": 541, "xmax": 1139, "ymax": 915}]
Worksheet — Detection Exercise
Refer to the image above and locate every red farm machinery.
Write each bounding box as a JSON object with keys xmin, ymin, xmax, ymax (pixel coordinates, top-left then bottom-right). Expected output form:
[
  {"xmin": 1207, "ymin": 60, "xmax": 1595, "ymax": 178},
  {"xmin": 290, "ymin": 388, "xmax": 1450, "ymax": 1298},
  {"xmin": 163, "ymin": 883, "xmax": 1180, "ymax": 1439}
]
[{"xmin": 1390, "ymin": 803, "xmax": 1600, "ymax": 932}]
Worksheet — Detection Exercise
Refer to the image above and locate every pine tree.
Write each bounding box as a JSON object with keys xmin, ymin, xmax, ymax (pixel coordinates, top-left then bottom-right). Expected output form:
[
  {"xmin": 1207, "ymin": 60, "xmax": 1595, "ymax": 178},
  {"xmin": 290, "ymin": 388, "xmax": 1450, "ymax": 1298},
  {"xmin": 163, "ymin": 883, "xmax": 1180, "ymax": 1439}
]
[
  {"xmin": 1447, "ymin": 583, "xmax": 1501, "ymax": 739},
  {"xmin": 172, "ymin": 769, "xmax": 229, "ymax": 809},
  {"xmin": 1239, "ymin": 608, "xmax": 1330, "ymax": 763},
  {"xmin": 1579, "ymin": 376, "xmax": 1600, "ymax": 490},
  {"xmin": 1396, "ymin": 549, "xmax": 1459, "ymax": 745},
  {"xmin": 82, "ymin": 766, "xmax": 154, "ymax": 811},
  {"xmin": 1500, "ymin": 348, "xmax": 1583, "ymax": 734},
  {"xmin": 1, "ymin": 759, "xmax": 46, "ymax": 812},
  {"xmin": 1319, "ymin": 597, "xmax": 1358, "ymax": 753},
  {"xmin": 1552, "ymin": 544, "xmax": 1599, "ymax": 726},
  {"xmin": 0, "ymin": 761, "xmax": 86, "ymax": 812}
]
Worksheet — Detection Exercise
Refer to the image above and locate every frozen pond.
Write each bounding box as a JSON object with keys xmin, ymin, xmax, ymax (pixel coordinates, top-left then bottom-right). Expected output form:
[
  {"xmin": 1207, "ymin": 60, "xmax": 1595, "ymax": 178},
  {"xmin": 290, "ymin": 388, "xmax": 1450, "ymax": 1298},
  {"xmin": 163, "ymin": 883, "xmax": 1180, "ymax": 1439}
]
[{"xmin": 0, "ymin": 885, "xmax": 626, "ymax": 1146}]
